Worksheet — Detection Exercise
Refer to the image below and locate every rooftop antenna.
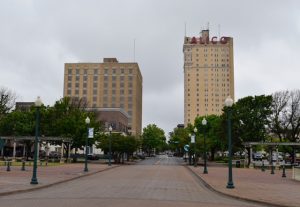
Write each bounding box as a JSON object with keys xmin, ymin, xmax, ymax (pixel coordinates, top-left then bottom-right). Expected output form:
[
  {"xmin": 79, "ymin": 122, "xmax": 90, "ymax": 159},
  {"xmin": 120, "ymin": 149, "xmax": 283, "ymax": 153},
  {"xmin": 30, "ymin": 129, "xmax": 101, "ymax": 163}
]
[
  {"xmin": 184, "ymin": 22, "xmax": 187, "ymax": 37},
  {"xmin": 218, "ymin": 24, "xmax": 221, "ymax": 38},
  {"xmin": 207, "ymin": 22, "xmax": 210, "ymax": 30}
]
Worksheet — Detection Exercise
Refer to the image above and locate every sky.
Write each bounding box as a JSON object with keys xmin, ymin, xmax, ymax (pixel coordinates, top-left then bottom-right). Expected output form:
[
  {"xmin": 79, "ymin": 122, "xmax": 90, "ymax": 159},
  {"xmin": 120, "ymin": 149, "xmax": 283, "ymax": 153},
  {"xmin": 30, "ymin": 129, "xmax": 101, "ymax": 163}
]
[{"xmin": 0, "ymin": 0, "xmax": 300, "ymax": 136}]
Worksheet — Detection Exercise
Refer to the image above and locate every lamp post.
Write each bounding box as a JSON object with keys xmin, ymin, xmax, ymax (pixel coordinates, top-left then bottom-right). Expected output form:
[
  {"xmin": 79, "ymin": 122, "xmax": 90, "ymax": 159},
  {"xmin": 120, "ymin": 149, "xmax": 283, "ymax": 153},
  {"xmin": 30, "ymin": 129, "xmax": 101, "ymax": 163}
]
[
  {"xmin": 30, "ymin": 96, "xmax": 42, "ymax": 185},
  {"xmin": 188, "ymin": 133, "xmax": 192, "ymax": 165},
  {"xmin": 225, "ymin": 96, "xmax": 235, "ymax": 189},
  {"xmin": 84, "ymin": 117, "xmax": 90, "ymax": 172},
  {"xmin": 270, "ymin": 148, "xmax": 274, "ymax": 174},
  {"xmin": 193, "ymin": 127, "xmax": 197, "ymax": 167},
  {"xmin": 108, "ymin": 126, "xmax": 112, "ymax": 166},
  {"xmin": 202, "ymin": 118, "xmax": 208, "ymax": 174}
]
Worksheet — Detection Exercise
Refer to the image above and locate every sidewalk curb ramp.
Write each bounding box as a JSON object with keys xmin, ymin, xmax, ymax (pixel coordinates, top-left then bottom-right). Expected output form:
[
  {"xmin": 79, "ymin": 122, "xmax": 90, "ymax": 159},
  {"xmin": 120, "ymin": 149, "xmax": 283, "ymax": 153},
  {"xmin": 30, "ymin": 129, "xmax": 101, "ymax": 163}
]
[
  {"xmin": 185, "ymin": 166, "xmax": 291, "ymax": 207},
  {"xmin": 0, "ymin": 165, "xmax": 120, "ymax": 197}
]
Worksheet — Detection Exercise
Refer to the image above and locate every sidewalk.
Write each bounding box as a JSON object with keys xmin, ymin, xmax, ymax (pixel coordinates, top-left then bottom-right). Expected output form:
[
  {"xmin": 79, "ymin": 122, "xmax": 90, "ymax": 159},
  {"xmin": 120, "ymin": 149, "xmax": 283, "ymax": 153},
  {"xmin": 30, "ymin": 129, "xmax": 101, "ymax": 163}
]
[
  {"xmin": 0, "ymin": 163, "xmax": 116, "ymax": 196},
  {"xmin": 188, "ymin": 164, "xmax": 300, "ymax": 207}
]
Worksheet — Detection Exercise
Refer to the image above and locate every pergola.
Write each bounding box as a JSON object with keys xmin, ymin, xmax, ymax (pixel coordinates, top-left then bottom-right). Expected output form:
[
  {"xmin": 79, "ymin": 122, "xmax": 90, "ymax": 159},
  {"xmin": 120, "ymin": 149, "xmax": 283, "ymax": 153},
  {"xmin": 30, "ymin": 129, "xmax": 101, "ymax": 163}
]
[
  {"xmin": 0, "ymin": 136, "xmax": 72, "ymax": 161},
  {"xmin": 243, "ymin": 142, "xmax": 300, "ymax": 165}
]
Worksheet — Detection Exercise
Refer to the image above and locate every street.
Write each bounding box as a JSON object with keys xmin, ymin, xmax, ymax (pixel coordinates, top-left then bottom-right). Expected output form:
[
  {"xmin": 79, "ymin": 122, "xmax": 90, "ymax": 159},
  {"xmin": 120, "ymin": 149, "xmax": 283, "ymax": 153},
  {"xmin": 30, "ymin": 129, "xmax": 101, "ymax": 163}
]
[{"xmin": 0, "ymin": 155, "xmax": 268, "ymax": 207}]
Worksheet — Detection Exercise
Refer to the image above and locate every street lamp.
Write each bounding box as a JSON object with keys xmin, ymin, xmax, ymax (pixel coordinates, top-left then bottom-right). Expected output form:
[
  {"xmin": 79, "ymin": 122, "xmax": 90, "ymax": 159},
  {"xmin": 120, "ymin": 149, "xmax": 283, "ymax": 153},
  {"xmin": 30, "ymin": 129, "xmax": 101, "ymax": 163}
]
[
  {"xmin": 193, "ymin": 127, "xmax": 197, "ymax": 167},
  {"xmin": 84, "ymin": 116, "xmax": 90, "ymax": 172},
  {"xmin": 108, "ymin": 125, "xmax": 112, "ymax": 166},
  {"xmin": 225, "ymin": 96, "xmax": 235, "ymax": 189},
  {"xmin": 202, "ymin": 118, "xmax": 208, "ymax": 174},
  {"xmin": 188, "ymin": 133, "xmax": 192, "ymax": 165},
  {"xmin": 30, "ymin": 96, "xmax": 42, "ymax": 185}
]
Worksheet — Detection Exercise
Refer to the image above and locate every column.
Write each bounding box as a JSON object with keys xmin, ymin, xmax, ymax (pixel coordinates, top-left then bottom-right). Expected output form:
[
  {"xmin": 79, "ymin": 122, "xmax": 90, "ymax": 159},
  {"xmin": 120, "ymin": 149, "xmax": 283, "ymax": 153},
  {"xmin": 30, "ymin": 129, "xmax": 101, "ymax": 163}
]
[
  {"xmin": 23, "ymin": 145, "xmax": 26, "ymax": 157},
  {"xmin": 68, "ymin": 143, "xmax": 71, "ymax": 163},
  {"xmin": 60, "ymin": 142, "xmax": 64, "ymax": 163},
  {"xmin": 249, "ymin": 146, "xmax": 253, "ymax": 168},
  {"xmin": 12, "ymin": 140, "xmax": 17, "ymax": 161}
]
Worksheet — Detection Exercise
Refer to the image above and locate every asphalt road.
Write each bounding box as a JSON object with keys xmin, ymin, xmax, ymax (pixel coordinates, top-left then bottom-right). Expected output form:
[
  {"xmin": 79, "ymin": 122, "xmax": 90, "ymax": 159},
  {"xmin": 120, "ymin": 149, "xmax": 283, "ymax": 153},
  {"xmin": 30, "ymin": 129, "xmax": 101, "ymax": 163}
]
[{"xmin": 0, "ymin": 155, "xmax": 268, "ymax": 207}]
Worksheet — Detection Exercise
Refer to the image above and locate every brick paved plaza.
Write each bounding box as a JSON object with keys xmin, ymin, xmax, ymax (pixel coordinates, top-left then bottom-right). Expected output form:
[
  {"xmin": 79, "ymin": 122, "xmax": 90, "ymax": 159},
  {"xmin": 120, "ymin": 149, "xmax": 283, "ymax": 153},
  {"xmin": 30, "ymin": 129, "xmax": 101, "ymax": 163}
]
[{"xmin": 0, "ymin": 156, "xmax": 299, "ymax": 207}]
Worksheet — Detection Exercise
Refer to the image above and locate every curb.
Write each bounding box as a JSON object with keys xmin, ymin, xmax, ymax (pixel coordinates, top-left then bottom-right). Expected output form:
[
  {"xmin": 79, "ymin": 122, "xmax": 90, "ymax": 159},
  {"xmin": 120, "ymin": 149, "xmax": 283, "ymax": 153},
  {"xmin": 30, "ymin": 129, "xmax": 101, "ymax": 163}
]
[
  {"xmin": 0, "ymin": 165, "xmax": 120, "ymax": 197},
  {"xmin": 185, "ymin": 166, "xmax": 291, "ymax": 207}
]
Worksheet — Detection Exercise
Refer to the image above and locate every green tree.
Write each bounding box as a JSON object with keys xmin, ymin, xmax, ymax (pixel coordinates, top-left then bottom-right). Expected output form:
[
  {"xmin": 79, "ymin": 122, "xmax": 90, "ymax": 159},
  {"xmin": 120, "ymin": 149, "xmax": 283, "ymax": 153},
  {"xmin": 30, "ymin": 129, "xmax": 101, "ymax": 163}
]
[
  {"xmin": 142, "ymin": 124, "xmax": 166, "ymax": 156},
  {"xmin": 221, "ymin": 95, "xmax": 272, "ymax": 165},
  {"xmin": 96, "ymin": 133, "xmax": 140, "ymax": 163},
  {"xmin": 194, "ymin": 115, "xmax": 224, "ymax": 161},
  {"xmin": 169, "ymin": 127, "xmax": 190, "ymax": 156}
]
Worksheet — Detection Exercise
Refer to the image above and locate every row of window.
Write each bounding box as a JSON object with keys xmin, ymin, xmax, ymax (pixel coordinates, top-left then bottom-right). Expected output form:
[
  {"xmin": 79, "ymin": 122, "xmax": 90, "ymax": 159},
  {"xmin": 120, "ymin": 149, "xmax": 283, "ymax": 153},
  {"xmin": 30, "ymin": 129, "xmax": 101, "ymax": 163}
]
[
  {"xmin": 68, "ymin": 68, "xmax": 134, "ymax": 75},
  {"xmin": 67, "ymin": 89, "xmax": 134, "ymax": 96},
  {"xmin": 68, "ymin": 82, "xmax": 133, "ymax": 88}
]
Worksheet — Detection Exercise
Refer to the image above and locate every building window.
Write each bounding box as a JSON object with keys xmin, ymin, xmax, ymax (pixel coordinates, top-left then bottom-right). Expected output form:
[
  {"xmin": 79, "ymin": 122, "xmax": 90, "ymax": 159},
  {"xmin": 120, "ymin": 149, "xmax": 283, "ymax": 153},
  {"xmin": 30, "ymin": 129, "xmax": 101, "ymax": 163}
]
[
  {"xmin": 67, "ymin": 89, "xmax": 71, "ymax": 95},
  {"xmin": 68, "ymin": 76, "xmax": 72, "ymax": 81},
  {"xmin": 94, "ymin": 69, "xmax": 98, "ymax": 74},
  {"xmin": 104, "ymin": 76, "xmax": 108, "ymax": 81},
  {"xmin": 76, "ymin": 76, "xmax": 80, "ymax": 81},
  {"xmin": 112, "ymin": 76, "xmax": 116, "ymax": 81},
  {"xmin": 120, "ymin": 76, "xmax": 124, "ymax": 81},
  {"xmin": 68, "ymin": 69, "xmax": 72, "ymax": 74}
]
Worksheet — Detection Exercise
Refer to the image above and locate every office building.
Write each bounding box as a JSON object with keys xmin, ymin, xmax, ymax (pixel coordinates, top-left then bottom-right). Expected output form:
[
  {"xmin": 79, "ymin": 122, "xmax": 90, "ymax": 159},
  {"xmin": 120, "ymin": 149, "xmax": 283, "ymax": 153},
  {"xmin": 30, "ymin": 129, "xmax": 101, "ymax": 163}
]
[
  {"xmin": 63, "ymin": 58, "xmax": 143, "ymax": 135},
  {"xmin": 183, "ymin": 30, "xmax": 234, "ymax": 126}
]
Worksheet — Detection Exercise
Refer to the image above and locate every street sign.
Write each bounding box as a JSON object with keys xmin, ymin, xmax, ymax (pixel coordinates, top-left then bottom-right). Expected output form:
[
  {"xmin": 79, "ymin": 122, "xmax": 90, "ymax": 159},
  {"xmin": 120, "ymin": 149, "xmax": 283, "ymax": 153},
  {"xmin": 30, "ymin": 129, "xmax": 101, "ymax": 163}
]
[
  {"xmin": 191, "ymin": 135, "xmax": 195, "ymax": 143},
  {"xmin": 0, "ymin": 138, "xmax": 4, "ymax": 150},
  {"xmin": 88, "ymin": 128, "xmax": 94, "ymax": 138},
  {"xmin": 184, "ymin": 144, "xmax": 189, "ymax": 152}
]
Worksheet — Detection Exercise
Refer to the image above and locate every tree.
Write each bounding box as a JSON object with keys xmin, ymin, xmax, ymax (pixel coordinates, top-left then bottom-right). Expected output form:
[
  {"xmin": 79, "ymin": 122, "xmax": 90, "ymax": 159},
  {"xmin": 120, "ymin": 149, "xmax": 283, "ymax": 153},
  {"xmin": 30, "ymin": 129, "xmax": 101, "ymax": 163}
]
[
  {"xmin": 0, "ymin": 87, "xmax": 17, "ymax": 120},
  {"xmin": 269, "ymin": 90, "xmax": 300, "ymax": 142},
  {"xmin": 169, "ymin": 127, "xmax": 190, "ymax": 156},
  {"xmin": 142, "ymin": 124, "xmax": 166, "ymax": 156},
  {"xmin": 96, "ymin": 133, "xmax": 140, "ymax": 163},
  {"xmin": 268, "ymin": 90, "xmax": 300, "ymax": 163},
  {"xmin": 221, "ymin": 95, "xmax": 273, "ymax": 165},
  {"xmin": 194, "ymin": 115, "xmax": 224, "ymax": 161}
]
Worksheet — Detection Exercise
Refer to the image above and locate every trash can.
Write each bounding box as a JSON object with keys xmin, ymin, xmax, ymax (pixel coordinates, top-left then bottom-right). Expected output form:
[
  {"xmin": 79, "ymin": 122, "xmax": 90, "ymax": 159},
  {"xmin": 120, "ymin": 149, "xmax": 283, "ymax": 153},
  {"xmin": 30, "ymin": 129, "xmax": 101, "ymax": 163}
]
[{"xmin": 236, "ymin": 160, "xmax": 241, "ymax": 168}]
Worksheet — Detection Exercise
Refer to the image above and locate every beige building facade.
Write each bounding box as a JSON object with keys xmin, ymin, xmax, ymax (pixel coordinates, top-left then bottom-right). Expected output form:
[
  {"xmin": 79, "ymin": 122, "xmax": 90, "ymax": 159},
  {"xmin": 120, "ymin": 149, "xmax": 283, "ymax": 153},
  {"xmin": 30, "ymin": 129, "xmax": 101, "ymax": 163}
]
[
  {"xmin": 183, "ymin": 30, "xmax": 234, "ymax": 126},
  {"xmin": 63, "ymin": 58, "xmax": 143, "ymax": 135}
]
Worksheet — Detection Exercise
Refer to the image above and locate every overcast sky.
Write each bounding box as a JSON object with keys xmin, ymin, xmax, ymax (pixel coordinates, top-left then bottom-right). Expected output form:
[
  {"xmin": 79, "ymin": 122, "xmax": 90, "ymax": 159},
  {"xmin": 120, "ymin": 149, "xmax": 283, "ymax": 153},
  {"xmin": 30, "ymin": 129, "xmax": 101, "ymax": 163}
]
[{"xmin": 0, "ymin": 0, "xmax": 300, "ymax": 135}]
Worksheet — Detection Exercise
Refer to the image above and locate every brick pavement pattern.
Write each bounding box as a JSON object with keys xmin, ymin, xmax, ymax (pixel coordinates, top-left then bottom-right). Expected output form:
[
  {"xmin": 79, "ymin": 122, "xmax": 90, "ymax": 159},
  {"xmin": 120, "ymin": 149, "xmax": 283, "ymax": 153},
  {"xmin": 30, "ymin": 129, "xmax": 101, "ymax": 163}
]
[
  {"xmin": 0, "ymin": 157, "xmax": 265, "ymax": 207},
  {"xmin": 0, "ymin": 163, "xmax": 113, "ymax": 195},
  {"xmin": 189, "ymin": 165, "xmax": 300, "ymax": 207}
]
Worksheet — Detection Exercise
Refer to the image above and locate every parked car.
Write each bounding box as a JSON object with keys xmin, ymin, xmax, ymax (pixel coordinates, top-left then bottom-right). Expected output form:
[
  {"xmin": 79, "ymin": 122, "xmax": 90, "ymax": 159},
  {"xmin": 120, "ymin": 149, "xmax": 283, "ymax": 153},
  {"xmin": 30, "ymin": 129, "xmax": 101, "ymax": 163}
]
[
  {"xmin": 49, "ymin": 151, "xmax": 61, "ymax": 159},
  {"xmin": 87, "ymin": 154, "xmax": 100, "ymax": 160},
  {"xmin": 253, "ymin": 152, "xmax": 263, "ymax": 161}
]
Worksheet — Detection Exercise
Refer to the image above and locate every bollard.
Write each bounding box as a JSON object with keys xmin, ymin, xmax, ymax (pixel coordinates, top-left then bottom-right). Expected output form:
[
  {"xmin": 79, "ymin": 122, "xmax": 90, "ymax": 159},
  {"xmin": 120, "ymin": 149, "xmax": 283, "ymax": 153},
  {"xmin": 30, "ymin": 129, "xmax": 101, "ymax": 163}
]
[
  {"xmin": 21, "ymin": 161, "xmax": 26, "ymax": 171},
  {"xmin": 6, "ymin": 161, "xmax": 11, "ymax": 171},
  {"xmin": 271, "ymin": 162, "xmax": 275, "ymax": 174},
  {"xmin": 282, "ymin": 162, "xmax": 286, "ymax": 177},
  {"xmin": 261, "ymin": 160, "xmax": 265, "ymax": 172}
]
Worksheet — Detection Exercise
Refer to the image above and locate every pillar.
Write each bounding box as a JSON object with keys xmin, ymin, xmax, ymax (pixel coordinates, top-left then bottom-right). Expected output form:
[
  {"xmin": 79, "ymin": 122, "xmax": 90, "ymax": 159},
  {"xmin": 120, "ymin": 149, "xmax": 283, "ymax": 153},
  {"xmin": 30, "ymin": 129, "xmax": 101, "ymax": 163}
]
[
  {"xmin": 249, "ymin": 145, "xmax": 253, "ymax": 168},
  {"xmin": 68, "ymin": 143, "xmax": 71, "ymax": 162},
  {"xmin": 12, "ymin": 140, "xmax": 16, "ymax": 161},
  {"xmin": 60, "ymin": 142, "xmax": 64, "ymax": 163},
  {"xmin": 23, "ymin": 145, "xmax": 26, "ymax": 157}
]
